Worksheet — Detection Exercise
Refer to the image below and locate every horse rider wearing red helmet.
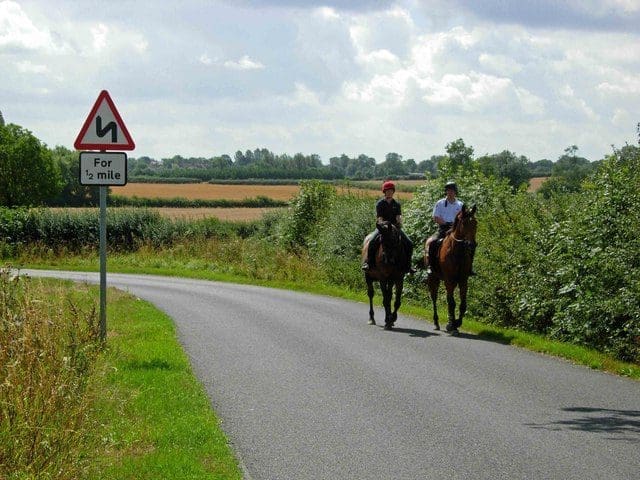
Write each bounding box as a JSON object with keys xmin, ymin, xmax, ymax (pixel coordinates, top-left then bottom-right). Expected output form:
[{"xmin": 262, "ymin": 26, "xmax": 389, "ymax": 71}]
[{"xmin": 362, "ymin": 180, "xmax": 416, "ymax": 274}]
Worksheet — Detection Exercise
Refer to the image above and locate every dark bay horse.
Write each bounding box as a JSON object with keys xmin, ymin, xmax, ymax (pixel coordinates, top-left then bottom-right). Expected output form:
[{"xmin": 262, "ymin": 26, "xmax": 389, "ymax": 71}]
[
  {"xmin": 362, "ymin": 221, "xmax": 407, "ymax": 330},
  {"xmin": 424, "ymin": 204, "xmax": 477, "ymax": 334}
]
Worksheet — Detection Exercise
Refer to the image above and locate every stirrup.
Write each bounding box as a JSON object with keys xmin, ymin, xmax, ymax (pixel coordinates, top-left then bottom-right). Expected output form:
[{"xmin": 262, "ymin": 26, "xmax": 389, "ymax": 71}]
[{"xmin": 361, "ymin": 262, "xmax": 370, "ymax": 271}]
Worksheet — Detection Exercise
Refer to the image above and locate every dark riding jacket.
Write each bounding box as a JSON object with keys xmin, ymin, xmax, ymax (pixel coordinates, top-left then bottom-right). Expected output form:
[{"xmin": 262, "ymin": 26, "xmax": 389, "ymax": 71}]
[{"xmin": 376, "ymin": 198, "xmax": 401, "ymax": 225}]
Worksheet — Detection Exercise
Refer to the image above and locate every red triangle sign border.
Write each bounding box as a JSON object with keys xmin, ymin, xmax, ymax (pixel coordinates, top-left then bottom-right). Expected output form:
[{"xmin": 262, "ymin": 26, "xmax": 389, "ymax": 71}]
[{"xmin": 74, "ymin": 90, "xmax": 135, "ymax": 151}]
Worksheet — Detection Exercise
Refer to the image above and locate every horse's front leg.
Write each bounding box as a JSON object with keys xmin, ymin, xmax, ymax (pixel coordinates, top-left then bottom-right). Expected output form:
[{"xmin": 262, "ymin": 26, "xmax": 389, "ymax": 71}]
[
  {"xmin": 427, "ymin": 276, "xmax": 440, "ymax": 330},
  {"xmin": 366, "ymin": 276, "xmax": 376, "ymax": 325},
  {"xmin": 381, "ymin": 280, "xmax": 393, "ymax": 330},
  {"xmin": 390, "ymin": 279, "xmax": 403, "ymax": 327},
  {"xmin": 455, "ymin": 278, "xmax": 469, "ymax": 329},
  {"xmin": 444, "ymin": 281, "xmax": 458, "ymax": 334}
]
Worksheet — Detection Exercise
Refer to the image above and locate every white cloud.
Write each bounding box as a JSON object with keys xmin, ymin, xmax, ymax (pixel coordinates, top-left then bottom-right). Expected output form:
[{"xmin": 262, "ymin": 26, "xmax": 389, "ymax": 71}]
[
  {"xmin": 91, "ymin": 23, "xmax": 108, "ymax": 52},
  {"xmin": 0, "ymin": 0, "xmax": 58, "ymax": 51},
  {"xmin": 597, "ymin": 74, "xmax": 640, "ymax": 95},
  {"xmin": 199, "ymin": 53, "xmax": 213, "ymax": 65},
  {"xmin": 16, "ymin": 60, "xmax": 48, "ymax": 73},
  {"xmin": 515, "ymin": 87, "xmax": 545, "ymax": 115},
  {"xmin": 223, "ymin": 55, "xmax": 265, "ymax": 70},
  {"xmin": 478, "ymin": 53, "xmax": 522, "ymax": 75},
  {"xmin": 355, "ymin": 48, "xmax": 400, "ymax": 70},
  {"xmin": 316, "ymin": 6, "xmax": 340, "ymax": 20},
  {"xmin": 286, "ymin": 82, "xmax": 321, "ymax": 106},
  {"xmin": 611, "ymin": 108, "xmax": 631, "ymax": 126},
  {"xmin": 422, "ymin": 72, "xmax": 512, "ymax": 111}
]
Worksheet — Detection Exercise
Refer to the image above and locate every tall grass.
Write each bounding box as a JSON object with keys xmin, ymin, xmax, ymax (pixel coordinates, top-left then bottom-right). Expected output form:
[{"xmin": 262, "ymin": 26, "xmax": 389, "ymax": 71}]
[{"xmin": 0, "ymin": 268, "xmax": 101, "ymax": 479}]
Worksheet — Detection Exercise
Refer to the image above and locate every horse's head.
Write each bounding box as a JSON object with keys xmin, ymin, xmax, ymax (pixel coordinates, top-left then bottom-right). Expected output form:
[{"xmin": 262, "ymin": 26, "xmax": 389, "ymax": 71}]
[
  {"xmin": 452, "ymin": 204, "xmax": 478, "ymax": 242},
  {"xmin": 376, "ymin": 221, "xmax": 402, "ymax": 264}
]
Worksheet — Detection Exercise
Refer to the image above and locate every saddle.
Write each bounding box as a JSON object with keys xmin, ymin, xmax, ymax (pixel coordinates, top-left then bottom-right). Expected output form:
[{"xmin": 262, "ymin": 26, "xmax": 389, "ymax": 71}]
[{"xmin": 366, "ymin": 230, "xmax": 404, "ymax": 268}]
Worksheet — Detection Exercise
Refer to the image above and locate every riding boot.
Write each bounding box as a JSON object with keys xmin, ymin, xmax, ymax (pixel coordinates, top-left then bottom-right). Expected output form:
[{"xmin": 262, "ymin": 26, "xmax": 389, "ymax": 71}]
[
  {"xmin": 362, "ymin": 236, "xmax": 378, "ymax": 271},
  {"xmin": 426, "ymin": 238, "xmax": 440, "ymax": 276}
]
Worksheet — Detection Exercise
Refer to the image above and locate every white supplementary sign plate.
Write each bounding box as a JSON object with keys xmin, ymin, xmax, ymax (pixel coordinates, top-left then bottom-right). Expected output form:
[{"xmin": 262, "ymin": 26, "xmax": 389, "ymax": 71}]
[{"xmin": 79, "ymin": 152, "xmax": 128, "ymax": 186}]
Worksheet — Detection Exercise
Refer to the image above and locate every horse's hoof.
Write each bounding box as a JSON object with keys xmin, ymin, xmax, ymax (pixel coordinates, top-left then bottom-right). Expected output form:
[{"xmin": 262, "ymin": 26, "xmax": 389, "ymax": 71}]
[
  {"xmin": 434, "ymin": 326, "xmax": 440, "ymax": 331},
  {"xmin": 384, "ymin": 324, "xmax": 393, "ymax": 330},
  {"xmin": 368, "ymin": 319, "xmax": 376, "ymax": 325}
]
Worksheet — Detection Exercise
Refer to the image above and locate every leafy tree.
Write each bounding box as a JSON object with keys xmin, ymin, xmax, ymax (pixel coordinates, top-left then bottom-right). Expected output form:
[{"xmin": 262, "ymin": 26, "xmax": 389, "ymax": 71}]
[
  {"xmin": 376, "ymin": 152, "xmax": 408, "ymax": 177},
  {"xmin": 130, "ymin": 156, "xmax": 157, "ymax": 176},
  {"xmin": 0, "ymin": 110, "xmax": 4, "ymax": 127},
  {"xmin": 528, "ymin": 159, "xmax": 553, "ymax": 177},
  {"xmin": 234, "ymin": 150, "xmax": 246, "ymax": 165},
  {"xmin": 538, "ymin": 145, "xmax": 594, "ymax": 197},
  {"xmin": 212, "ymin": 155, "xmax": 233, "ymax": 169},
  {"xmin": 329, "ymin": 154, "xmax": 350, "ymax": 176},
  {"xmin": 417, "ymin": 155, "xmax": 444, "ymax": 178},
  {"xmin": 404, "ymin": 158, "xmax": 417, "ymax": 173},
  {"xmin": 0, "ymin": 124, "xmax": 61, "ymax": 206},
  {"xmin": 46, "ymin": 146, "xmax": 99, "ymax": 206},
  {"xmin": 444, "ymin": 138, "xmax": 474, "ymax": 173},
  {"xmin": 477, "ymin": 150, "xmax": 531, "ymax": 191}
]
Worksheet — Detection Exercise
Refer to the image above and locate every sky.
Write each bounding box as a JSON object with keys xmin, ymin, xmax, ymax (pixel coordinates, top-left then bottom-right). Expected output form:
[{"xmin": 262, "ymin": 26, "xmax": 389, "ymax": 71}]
[{"xmin": 1, "ymin": 0, "xmax": 639, "ymax": 164}]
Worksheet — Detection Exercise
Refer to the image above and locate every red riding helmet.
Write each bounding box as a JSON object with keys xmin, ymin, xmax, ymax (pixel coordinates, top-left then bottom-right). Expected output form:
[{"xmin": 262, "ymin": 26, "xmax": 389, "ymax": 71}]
[{"xmin": 382, "ymin": 181, "xmax": 396, "ymax": 192}]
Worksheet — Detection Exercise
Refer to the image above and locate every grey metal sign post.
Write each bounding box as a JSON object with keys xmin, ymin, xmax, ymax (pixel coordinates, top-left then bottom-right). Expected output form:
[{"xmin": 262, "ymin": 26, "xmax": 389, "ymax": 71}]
[{"xmin": 75, "ymin": 90, "xmax": 135, "ymax": 342}]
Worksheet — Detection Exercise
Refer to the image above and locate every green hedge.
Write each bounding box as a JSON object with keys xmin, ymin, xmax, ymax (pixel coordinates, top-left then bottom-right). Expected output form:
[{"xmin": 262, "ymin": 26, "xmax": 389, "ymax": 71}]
[
  {"xmin": 0, "ymin": 208, "xmax": 256, "ymax": 252},
  {"xmin": 109, "ymin": 195, "xmax": 287, "ymax": 208},
  {"xmin": 401, "ymin": 151, "xmax": 640, "ymax": 363}
]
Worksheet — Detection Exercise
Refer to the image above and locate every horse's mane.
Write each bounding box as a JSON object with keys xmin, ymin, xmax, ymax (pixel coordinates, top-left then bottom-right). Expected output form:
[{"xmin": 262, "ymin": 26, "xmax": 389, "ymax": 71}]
[{"xmin": 447, "ymin": 208, "xmax": 464, "ymax": 236}]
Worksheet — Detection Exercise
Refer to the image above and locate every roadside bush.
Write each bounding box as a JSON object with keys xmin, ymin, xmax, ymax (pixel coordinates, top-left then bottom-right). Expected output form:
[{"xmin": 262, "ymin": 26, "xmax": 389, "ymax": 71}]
[
  {"xmin": 542, "ymin": 147, "xmax": 640, "ymax": 361},
  {"xmin": 0, "ymin": 208, "xmax": 258, "ymax": 254},
  {"xmin": 0, "ymin": 269, "xmax": 101, "ymax": 478},
  {"xmin": 402, "ymin": 146, "xmax": 640, "ymax": 362},
  {"xmin": 311, "ymin": 193, "xmax": 374, "ymax": 290},
  {"xmin": 277, "ymin": 180, "xmax": 336, "ymax": 250}
]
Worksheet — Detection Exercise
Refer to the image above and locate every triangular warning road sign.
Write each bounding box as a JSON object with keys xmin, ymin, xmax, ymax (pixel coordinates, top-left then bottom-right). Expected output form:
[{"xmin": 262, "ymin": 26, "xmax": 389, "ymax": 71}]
[{"xmin": 74, "ymin": 90, "xmax": 135, "ymax": 151}]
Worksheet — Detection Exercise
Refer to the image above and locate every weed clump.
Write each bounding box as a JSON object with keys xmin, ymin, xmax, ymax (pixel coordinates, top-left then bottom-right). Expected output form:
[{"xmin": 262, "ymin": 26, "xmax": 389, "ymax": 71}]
[{"xmin": 0, "ymin": 268, "xmax": 101, "ymax": 479}]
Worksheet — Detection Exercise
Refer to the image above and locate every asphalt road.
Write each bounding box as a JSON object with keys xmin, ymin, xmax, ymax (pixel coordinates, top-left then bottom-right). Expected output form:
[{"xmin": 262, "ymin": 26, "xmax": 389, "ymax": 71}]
[{"xmin": 24, "ymin": 270, "xmax": 640, "ymax": 480}]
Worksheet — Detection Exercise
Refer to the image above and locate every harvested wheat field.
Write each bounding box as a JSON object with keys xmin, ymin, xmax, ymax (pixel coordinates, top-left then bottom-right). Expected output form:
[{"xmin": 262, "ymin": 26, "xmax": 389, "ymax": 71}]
[
  {"xmin": 528, "ymin": 176, "xmax": 548, "ymax": 192},
  {"xmin": 153, "ymin": 207, "xmax": 282, "ymax": 221},
  {"xmin": 113, "ymin": 183, "xmax": 300, "ymax": 201},
  {"xmin": 113, "ymin": 182, "xmax": 414, "ymax": 201}
]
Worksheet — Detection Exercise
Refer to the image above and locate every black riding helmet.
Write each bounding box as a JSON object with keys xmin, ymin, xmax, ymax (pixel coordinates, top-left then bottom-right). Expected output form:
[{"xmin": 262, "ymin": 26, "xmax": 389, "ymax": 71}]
[{"xmin": 444, "ymin": 181, "xmax": 458, "ymax": 194}]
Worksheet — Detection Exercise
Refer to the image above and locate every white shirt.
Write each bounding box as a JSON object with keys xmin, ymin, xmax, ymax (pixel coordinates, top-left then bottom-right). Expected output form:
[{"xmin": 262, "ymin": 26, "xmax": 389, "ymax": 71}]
[{"xmin": 432, "ymin": 197, "xmax": 463, "ymax": 223}]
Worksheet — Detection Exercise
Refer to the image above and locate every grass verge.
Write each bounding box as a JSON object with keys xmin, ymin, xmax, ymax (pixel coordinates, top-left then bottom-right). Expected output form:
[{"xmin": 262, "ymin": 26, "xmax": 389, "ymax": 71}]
[
  {"xmin": 84, "ymin": 285, "xmax": 242, "ymax": 479},
  {"xmin": 0, "ymin": 272, "xmax": 241, "ymax": 479}
]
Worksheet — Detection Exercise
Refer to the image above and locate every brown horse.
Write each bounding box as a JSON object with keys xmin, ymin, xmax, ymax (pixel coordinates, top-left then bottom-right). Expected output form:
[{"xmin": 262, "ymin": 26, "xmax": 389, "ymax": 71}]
[
  {"xmin": 424, "ymin": 204, "xmax": 477, "ymax": 334},
  {"xmin": 362, "ymin": 221, "xmax": 407, "ymax": 330}
]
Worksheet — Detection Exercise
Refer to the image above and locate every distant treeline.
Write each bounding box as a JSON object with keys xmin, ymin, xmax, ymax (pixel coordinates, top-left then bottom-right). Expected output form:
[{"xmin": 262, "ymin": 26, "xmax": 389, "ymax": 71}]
[
  {"xmin": 0, "ymin": 118, "xmax": 603, "ymax": 209},
  {"xmin": 128, "ymin": 145, "xmax": 567, "ymax": 185}
]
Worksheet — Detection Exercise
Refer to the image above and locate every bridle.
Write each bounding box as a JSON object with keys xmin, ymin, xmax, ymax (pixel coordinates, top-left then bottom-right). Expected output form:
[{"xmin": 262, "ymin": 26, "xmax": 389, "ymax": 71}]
[{"xmin": 450, "ymin": 214, "xmax": 477, "ymax": 251}]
